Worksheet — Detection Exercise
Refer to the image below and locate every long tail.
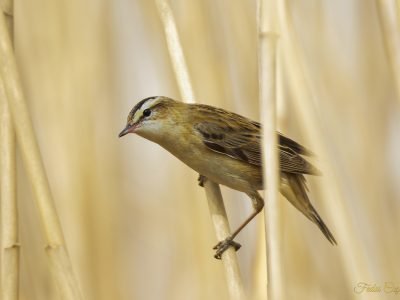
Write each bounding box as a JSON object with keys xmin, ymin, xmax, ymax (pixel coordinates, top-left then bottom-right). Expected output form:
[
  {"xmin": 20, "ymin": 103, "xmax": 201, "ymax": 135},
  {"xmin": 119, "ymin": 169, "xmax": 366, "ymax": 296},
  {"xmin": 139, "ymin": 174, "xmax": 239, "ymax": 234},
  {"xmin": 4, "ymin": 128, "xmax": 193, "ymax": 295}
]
[{"xmin": 280, "ymin": 173, "xmax": 337, "ymax": 245}]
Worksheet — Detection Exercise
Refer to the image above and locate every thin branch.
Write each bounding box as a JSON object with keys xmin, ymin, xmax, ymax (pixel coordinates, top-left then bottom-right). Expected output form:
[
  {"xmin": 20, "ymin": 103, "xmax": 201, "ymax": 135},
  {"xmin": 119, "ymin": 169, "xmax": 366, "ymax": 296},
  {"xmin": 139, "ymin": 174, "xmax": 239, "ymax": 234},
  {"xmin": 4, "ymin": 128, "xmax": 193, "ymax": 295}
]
[
  {"xmin": 154, "ymin": 1, "xmax": 245, "ymax": 299},
  {"xmin": 0, "ymin": 11, "xmax": 83, "ymax": 300},
  {"xmin": 258, "ymin": 0, "xmax": 282, "ymax": 299},
  {"xmin": 376, "ymin": 0, "xmax": 400, "ymax": 99}
]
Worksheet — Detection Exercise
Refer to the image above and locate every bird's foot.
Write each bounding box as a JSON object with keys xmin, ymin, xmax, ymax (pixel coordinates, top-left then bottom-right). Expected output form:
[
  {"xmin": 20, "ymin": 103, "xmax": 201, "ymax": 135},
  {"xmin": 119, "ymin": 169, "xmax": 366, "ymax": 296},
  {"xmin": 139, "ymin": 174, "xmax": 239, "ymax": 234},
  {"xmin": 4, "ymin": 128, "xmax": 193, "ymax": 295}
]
[
  {"xmin": 213, "ymin": 237, "xmax": 241, "ymax": 259},
  {"xmin": 198, "ymin": 174, "xmax": 207, "ymax": 187}
]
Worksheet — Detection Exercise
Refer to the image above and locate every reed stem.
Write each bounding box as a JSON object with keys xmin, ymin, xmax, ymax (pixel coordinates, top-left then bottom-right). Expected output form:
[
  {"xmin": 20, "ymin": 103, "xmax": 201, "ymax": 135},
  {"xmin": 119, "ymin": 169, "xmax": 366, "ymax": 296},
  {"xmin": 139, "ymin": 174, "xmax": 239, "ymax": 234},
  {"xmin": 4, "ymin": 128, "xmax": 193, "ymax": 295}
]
[
  {"xmin": 258, "ymin": 0, "xmax": 282, "ymax": 299},
  {"xmin": 0, "ymin": 77, "xmax": 19, "ymax": 300},
  {"xmin": 0, "ymin": 4, "xmax": 18, "ymax": 299},
  {"xmin": 155, "ymin": 1, "xmax": 245, "ymax": 299},
  {"xmin": 0, "ymin": 10, "xmax": 83, "ymax": 300}
]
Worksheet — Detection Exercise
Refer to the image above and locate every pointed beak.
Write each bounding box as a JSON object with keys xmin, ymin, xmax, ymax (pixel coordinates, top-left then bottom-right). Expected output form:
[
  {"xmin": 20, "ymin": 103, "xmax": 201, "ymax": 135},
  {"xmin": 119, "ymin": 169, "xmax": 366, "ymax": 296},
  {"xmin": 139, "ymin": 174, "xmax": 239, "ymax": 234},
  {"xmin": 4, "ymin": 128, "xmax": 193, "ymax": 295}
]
[{"xmin": 118, "ymin": 124, "xmax": 133, "ymax": 138}]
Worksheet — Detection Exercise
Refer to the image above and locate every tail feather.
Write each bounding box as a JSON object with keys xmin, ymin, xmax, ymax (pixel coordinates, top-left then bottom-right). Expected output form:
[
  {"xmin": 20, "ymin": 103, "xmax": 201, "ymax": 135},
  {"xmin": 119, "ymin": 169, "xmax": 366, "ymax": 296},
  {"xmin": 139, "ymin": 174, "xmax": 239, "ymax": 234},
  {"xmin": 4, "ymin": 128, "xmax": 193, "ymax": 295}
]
[
  {"xmin": 281, "ymin": 173, "xmax": 337, "ymax": 245},
  {"xmin": 309, "ymin": 205, "xmax": 337, "ymax": 245}
]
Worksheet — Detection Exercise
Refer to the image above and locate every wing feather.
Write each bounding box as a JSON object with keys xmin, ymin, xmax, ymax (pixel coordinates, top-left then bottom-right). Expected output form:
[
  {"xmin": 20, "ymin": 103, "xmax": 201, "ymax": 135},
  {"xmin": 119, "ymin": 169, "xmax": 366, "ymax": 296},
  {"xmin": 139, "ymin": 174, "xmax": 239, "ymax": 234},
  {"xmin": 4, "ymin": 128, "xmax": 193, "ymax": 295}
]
[{"xmin": 194, "ymin": 119, "xmax": 320, "ymax": 175}]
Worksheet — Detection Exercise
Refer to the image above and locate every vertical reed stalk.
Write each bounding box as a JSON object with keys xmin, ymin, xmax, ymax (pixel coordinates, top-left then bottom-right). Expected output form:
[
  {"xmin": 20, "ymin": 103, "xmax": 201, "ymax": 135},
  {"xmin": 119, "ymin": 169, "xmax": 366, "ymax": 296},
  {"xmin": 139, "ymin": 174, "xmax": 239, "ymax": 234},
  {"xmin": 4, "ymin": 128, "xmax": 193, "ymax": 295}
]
[
  {"xmin": 0, "ymin": 79, "xmax": 19, "ymax": 300},
  {"xmin": 0, "ymin": 3, "xmax": 19, "ymax": 299},
  {"xmin": 376, "ymin": 0, "xmax": 400, "ymax": 99},
  {"xmin": 258, "ymin": 0, "xmax": 282, "ymax": 299},
  {"xmin": 154, "ymin": 0, "xmax": 195, "ymax": 103},
  {"xmin": 155, "ymin": 1, "xmax": 245, "ymax": 299},
  {"xmin": 0, "ymin": 11, "xmax": 83, "ymax": 300}
]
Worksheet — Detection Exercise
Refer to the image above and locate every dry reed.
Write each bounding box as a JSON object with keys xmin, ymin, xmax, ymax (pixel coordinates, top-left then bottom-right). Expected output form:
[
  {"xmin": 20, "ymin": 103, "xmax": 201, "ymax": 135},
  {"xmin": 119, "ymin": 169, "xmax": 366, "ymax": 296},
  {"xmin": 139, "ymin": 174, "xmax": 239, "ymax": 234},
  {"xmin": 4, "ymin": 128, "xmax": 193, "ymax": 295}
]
[
  {"xmin": 1, "ymin": 1, "xmax": 398, "ymax": 299},
  {"xmin": 155, "ymin": 0, "xmax": 245, "ymax": 299},
  {"xmin": 0, "ymin": 10, "xmax": 82, "ymax": 300},
  {"xmin": 0, "ymin": 3, "xmax": 19, "ymax": 300},
  {"xmin": 0, "ymin": 79, "xmax": 19, "ymax": 300},
  {"xmin": 258, "ymin": 0, "xmax": 283, "ymax": 299}
]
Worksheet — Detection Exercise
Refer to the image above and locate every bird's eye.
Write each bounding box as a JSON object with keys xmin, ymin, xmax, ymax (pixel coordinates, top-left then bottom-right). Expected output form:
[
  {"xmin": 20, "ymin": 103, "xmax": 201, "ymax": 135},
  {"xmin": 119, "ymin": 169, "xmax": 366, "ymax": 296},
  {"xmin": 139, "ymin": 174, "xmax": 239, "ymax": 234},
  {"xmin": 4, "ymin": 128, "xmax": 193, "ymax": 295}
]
[{"xmin": 143, "ymin": 109, "xmax": 151, "ymax": 117}]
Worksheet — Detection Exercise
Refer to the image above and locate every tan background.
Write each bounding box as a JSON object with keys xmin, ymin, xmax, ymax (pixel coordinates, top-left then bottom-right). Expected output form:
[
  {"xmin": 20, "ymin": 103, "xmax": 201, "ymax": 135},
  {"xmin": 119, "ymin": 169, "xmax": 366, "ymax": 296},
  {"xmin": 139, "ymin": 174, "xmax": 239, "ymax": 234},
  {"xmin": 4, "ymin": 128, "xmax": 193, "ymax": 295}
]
[{"xmin": 2, "ymin": 0, "xmax": 399, "ymax": 299}]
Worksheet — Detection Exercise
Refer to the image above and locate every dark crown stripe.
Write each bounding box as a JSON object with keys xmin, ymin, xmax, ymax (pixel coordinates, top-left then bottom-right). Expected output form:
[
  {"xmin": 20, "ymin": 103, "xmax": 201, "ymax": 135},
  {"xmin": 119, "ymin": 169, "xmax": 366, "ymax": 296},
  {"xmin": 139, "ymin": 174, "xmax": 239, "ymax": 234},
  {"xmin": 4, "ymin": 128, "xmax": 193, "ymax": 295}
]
[{"xmin": 128, "ymin": 96, "xmax": 157, "ymax": 120}]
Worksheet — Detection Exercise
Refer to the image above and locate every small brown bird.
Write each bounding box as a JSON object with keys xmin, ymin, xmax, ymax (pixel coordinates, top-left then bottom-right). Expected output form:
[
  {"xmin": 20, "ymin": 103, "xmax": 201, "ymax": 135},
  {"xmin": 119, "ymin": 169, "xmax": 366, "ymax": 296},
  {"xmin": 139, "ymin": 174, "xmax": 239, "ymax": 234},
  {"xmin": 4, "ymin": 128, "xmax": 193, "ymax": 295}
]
[{"xmin": 119, "ymin": 96, "xmax": 336, "ymax": 259}]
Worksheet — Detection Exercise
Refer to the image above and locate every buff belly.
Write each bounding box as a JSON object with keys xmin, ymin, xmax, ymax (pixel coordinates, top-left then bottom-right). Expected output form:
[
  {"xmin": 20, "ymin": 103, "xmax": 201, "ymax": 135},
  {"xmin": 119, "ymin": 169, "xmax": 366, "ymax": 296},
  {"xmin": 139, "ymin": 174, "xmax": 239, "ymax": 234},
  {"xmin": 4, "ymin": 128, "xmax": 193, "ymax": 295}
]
[{"xmin": 164, "ymin": 141, "xmax": 263, "ymax": 193}]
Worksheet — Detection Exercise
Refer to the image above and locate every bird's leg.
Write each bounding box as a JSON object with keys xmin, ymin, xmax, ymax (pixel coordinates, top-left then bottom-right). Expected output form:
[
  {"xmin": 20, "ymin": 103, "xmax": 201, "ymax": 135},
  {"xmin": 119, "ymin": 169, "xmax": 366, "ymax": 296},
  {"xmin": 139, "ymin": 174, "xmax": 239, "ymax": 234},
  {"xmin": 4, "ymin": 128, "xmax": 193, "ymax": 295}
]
[
  {"xmin": 198, "ymin": 174, "xmax": 207, "ymax": 187},
  {"xmin": 213, "ymin": 192, "xmax": 264, "ymax": 259}
]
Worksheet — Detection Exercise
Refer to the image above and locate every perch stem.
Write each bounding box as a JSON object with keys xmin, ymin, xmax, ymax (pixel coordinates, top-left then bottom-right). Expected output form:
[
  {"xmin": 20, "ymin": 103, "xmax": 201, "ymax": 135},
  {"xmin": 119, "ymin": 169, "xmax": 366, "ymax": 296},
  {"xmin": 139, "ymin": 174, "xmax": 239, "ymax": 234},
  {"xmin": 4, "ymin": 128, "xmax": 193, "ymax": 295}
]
[{"xmin": 155, "ymin": 1, "xmax": 245, "ymax": 299}]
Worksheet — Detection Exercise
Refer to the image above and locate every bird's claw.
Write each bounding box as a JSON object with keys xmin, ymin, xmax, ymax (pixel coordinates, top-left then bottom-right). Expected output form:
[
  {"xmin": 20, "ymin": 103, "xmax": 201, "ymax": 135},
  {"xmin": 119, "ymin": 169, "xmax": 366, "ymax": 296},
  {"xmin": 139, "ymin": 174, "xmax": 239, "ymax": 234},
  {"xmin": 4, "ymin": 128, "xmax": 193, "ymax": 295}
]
[
  {"xmin": 213, "ymin": 237, "xmax": 241, "ymax": 259},
  {"xmin": 198, "ymin": 174, "xmax": 207, "ymax": 187}
]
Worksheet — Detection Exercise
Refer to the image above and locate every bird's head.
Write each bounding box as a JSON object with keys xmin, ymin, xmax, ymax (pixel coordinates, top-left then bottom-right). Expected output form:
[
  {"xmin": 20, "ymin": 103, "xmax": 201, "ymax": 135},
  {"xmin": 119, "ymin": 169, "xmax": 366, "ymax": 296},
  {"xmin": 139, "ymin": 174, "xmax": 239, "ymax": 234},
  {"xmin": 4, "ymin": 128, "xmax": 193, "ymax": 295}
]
[{"xmin": 119, "ymin": 96, "xmax": 178, "ymax": 140}]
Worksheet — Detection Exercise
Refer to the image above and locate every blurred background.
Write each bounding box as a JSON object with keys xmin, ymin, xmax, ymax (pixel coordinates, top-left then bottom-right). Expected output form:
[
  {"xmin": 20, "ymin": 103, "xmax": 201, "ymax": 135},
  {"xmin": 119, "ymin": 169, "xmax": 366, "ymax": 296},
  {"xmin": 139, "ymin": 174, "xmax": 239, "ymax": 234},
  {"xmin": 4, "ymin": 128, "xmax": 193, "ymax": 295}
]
[{"xmin": 1, "ymin": 0, "xmax": 399, "ymax": 299}]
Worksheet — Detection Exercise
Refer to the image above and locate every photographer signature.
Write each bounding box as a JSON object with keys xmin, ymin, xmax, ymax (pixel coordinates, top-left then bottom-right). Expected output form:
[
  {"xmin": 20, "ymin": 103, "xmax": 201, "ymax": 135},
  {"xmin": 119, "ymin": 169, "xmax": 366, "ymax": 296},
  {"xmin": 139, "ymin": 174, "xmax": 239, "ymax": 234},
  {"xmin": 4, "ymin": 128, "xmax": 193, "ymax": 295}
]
[{"xmin": 354, "ymin": 282, "xmax": 400, "ymax": 295}]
